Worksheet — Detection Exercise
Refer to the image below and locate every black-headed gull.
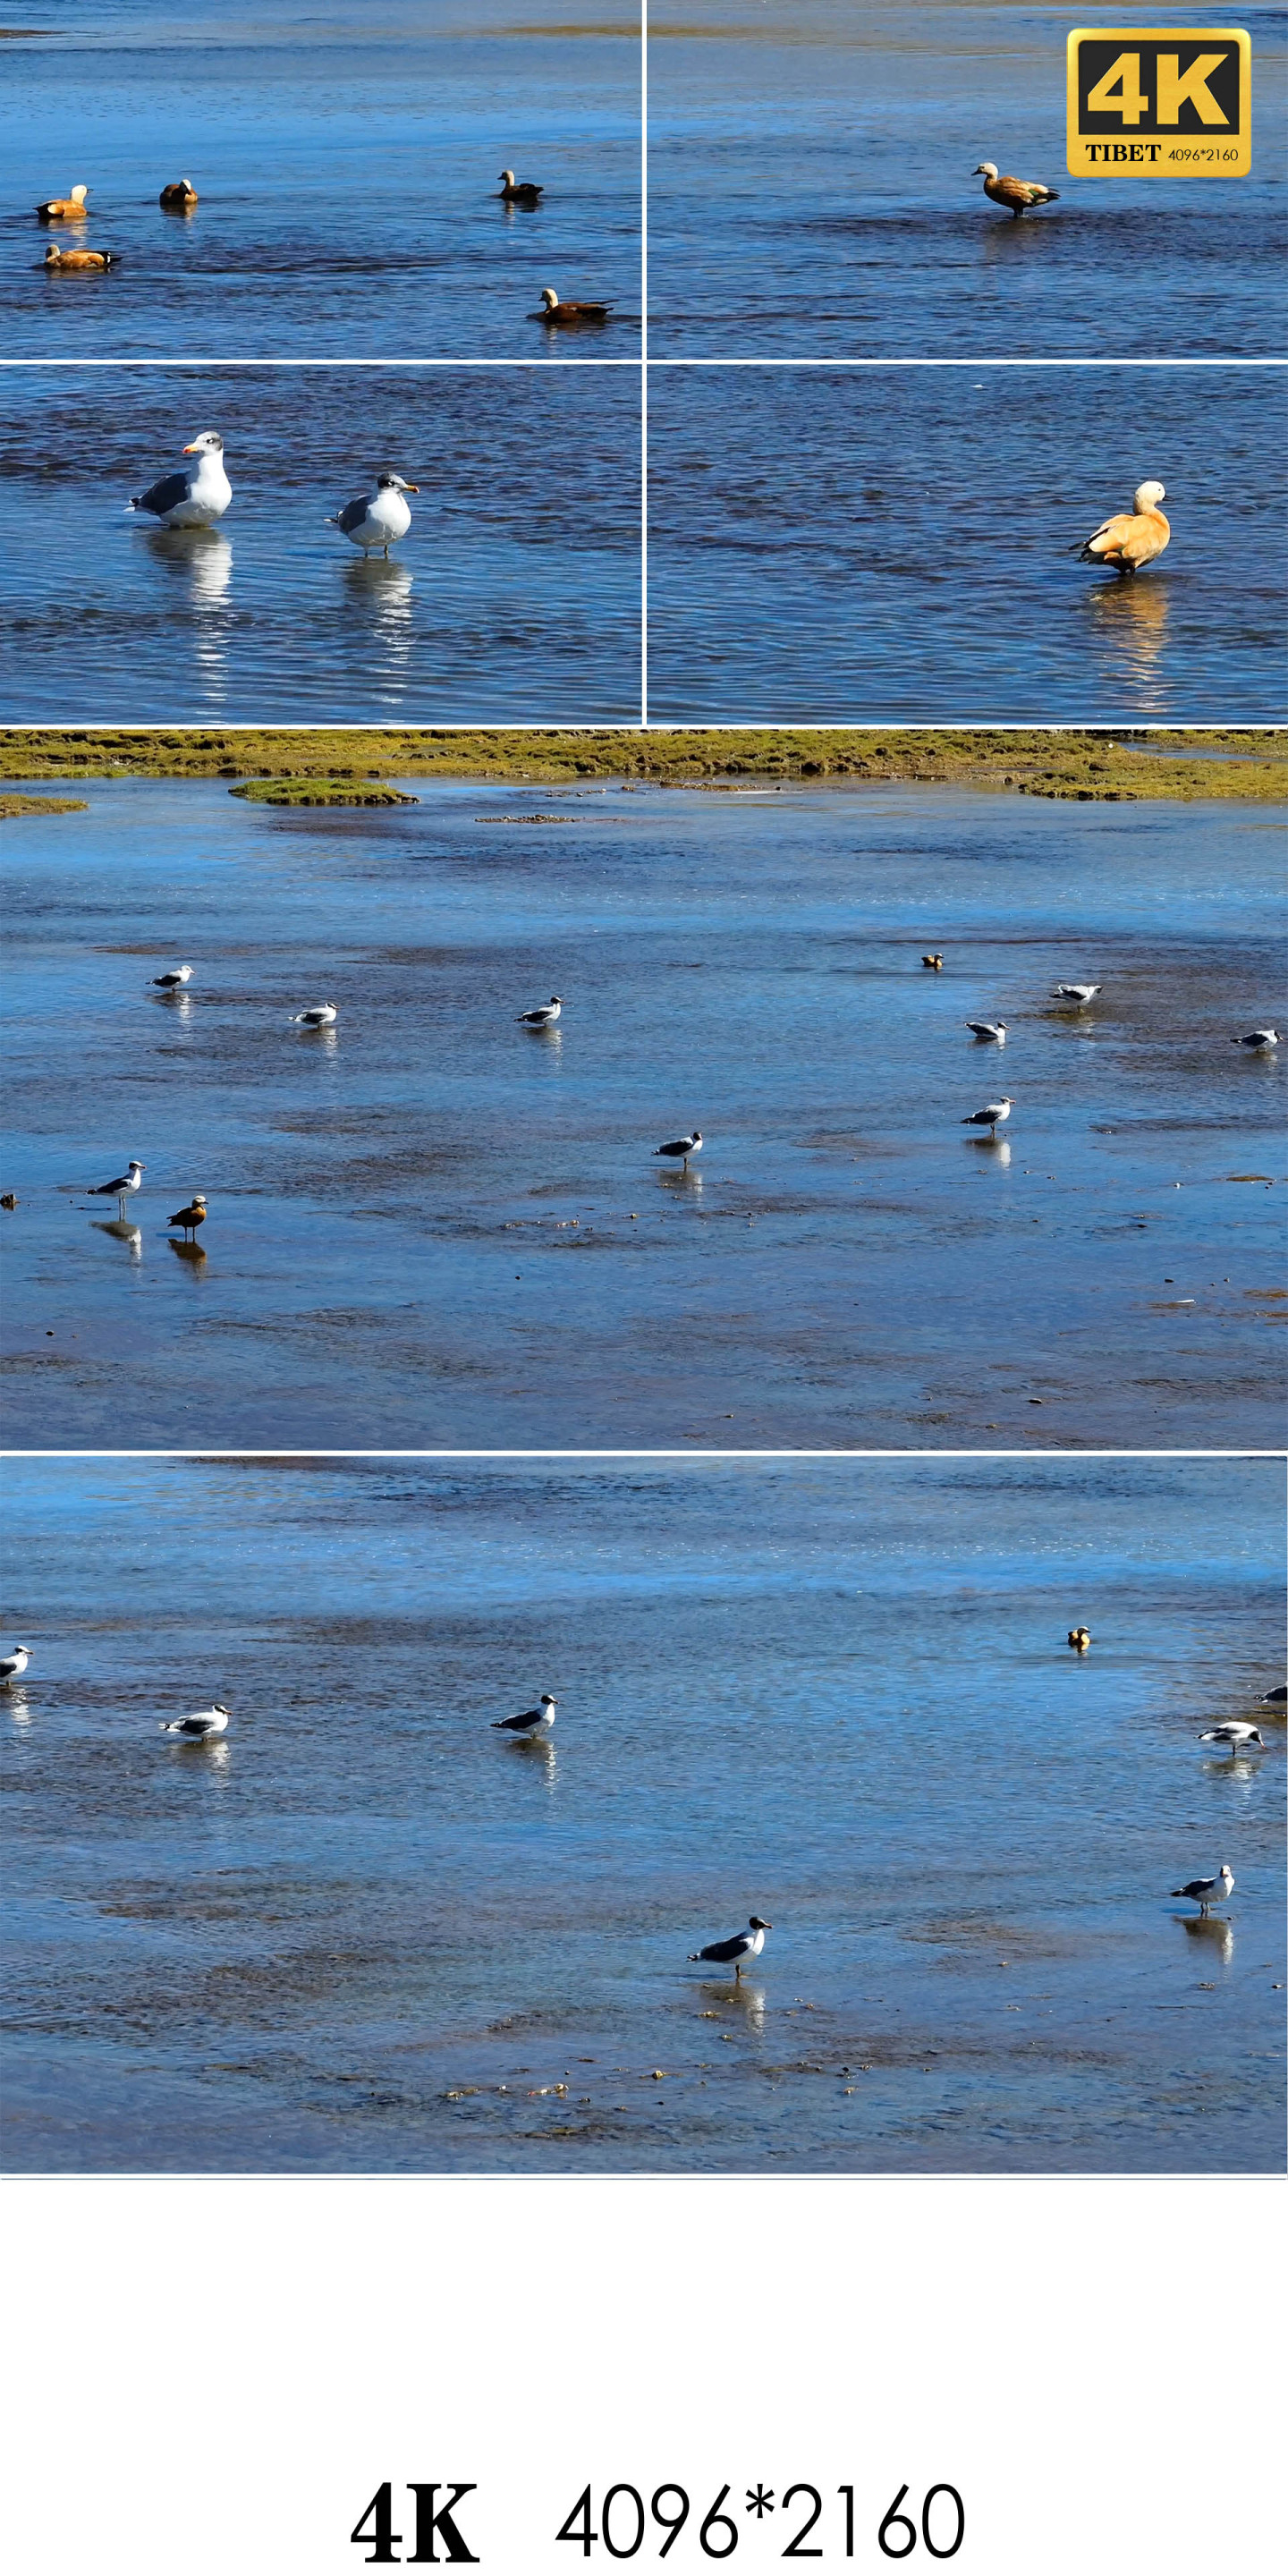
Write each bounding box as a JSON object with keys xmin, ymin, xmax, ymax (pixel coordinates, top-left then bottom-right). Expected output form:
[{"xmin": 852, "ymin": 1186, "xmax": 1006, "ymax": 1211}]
[
  {"xmin": 516, "ymin": 996, "xmax": 563, "ymax": 1029},
  {"xmin": 1199, "ymin": 1723, "xmax": 1265, "ymax": 1755},
  {"xmin": 689, "ymin": 1916, "xmax": 773, "ymax": 1980},
  {"xmin": 655, "ymin": 1129, "xmax": 702, "ymax": 1170},
  {"xmin": 160, "ymin": 1703, "xmax": 230, "ymax": 1738},
  {"xmin": 965, "ymin": 1019, "xmax": 1006, "ymax": 1043},
  {"xmin": 1, "ymin": 1646, "xmax": 33, "ymax": 1686},
  {"xmin": 961, "ymin": 1097, "xmax": 1013, "ymax": 1138},
  {"xmin": 491, "ymin": 1693, "xmax": 558, "ymax": 1738},
  {"xmin": 89, "ymin": 1157, "xmax": 144, "ymax": 1217}
]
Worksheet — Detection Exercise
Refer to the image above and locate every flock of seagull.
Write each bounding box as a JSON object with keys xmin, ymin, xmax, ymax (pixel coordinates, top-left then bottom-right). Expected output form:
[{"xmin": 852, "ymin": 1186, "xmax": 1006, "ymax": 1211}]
[
  {"xmin": 64, "ymin": 956, "xmax": 1281, "ymax": 1248},
  {"xmin": 2, "ymin": 1647, "xmax": 1279, "ymax": 1948}
]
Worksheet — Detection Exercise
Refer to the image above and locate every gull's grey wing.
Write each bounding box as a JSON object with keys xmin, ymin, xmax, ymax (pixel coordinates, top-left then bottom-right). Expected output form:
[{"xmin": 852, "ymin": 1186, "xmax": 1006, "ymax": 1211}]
[
  {"xmin": 334, "ymin": 495, "xmax": 372, "ymax": 534},
  {"xmin": 131, "ymin": 468, "xmax": 191, "ymax": 517}
]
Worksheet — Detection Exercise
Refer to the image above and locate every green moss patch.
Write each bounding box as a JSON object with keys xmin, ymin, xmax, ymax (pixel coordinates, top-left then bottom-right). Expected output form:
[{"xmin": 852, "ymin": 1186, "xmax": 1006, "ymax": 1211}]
[
  {"xmin": 0, "ymin": 792, "xmax": 89, "ymax": 819},
  {"xmin": 228, "ymin": 778, "xmax": 420, "ymax": 807}
]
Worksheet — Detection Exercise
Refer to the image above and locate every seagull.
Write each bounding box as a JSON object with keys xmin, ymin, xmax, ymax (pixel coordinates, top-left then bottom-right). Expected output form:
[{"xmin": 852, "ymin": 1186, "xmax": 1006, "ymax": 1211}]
[
  {"xmin": 290, "ymin": 1003, "xmax": 338, "ymax": 1028},
  {"xmin": 689, "ymin": 1916, "xmax": 773, "ymax": 1980},
  {"xmin": 534, "ymin": 285, "xmax": 614, "ymax": 326},
  {"xmin": 1050, "ymin": 983, "xmax": 1100, "ymax": 1004},
  {"xmin": 498, "ymin": 169, "xmax": 543, "ymax": 205},
  {"xmin": 130, "ymin": 430, "xmax": 231, "ymax": 529},
  {"xmin": 1068, "ymin": 1626, "xmax": 1091, "ymax": 1650},
  {"xmin": 491, "ymin": 1692, "xmax": 558, "ymax": 1738},
  {"xmin": 1076, "ymin": 481, "xmax": 1169, "ymax": 576},
  {"xmin": 966, "ymin": 1019, "xmax": 1006, "ymax": 1043},
  {"xmin": 160, "ymin": 1702, "xmax": 230, "ymax": 1738},
  {"xmin": 1232, "ymin": 1028, "xmax": 1279, "ymax": 1053},
  {"xmin": 167, "ymin": 1193, "xmax": 207, "ymax": 1242},
  {"xmin": 35, "ymin": 184, "xmax": 89, "ymax": 221},
  {"xmin": 150, "ymin": 964, "xmax": 193, "ymax": 991},
  {"xmin": 88, "ymin": 1157, "xmax": 144, "ymax": 1218},
  {"xmin": 159, "ymin": 180, "xmax": 199, "ymax": 210},
  {"xmin": 326, "ymin": 472, "xmax": 419, "ymax": 557},
  {"xmin": 1258, "ymin": 1684, "xmax": 1285, "ymax": 1708},
  {"xmin": 1, "ymin": 1647, "xmax": 33, "ymax": 1686},
  {"xmin": 1171, "ymin": 1865, "xmax": 1233, "ymax": 1917},
  {"xmin": 1199, "ymin": 1723, "xmax": 1265, "ymax": 1755},
  {"xmin": 972, "ymin": 161, "xmax": 1060, "ymax": 218},
  {"xmin": 655, "ymin": 1129, "xmax": 703, "ymax": 1171},
  {"xmin": 516, "ymin": 995, "xmax": 563, "ymax": 1029},
  {"xmin": 961, "ymin": 1097, "xmax": 1013, "ymax": 1138}
]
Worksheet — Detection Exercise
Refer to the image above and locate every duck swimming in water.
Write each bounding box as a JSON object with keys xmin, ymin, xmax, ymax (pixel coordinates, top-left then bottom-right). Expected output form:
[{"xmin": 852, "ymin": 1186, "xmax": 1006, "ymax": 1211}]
[
  {"xmin": 534, "ymin": 284, "xmax": 613, "ymax": 326},
  {"xmin": 36, "ymin": 184, "xmax": 89, "ymax": 221},
  {"xmin": 497, "ymin": 168, "xmax": 543, "ymax": 205},
  {"xmin": 159, "ymin": 179, "xmax": 199, "ymax": 210},
  {"xmin": 44, "ymin": 242, "xmax": 116, "ymax": 270}
]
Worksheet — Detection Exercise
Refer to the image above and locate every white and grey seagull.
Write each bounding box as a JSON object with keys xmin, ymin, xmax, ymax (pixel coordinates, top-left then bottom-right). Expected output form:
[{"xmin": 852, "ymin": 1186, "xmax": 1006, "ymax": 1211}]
[
  {"xmin": 160, "ymin": 1702, "xmax": 230, "ymax": 1738},
  {"xmin": 516, "ymin": 995, "xmax": 563, "ymax": 1029},
  {"xmin": 88, "ymin": 1157, "xmax": 144, "ymax": 1217},
  {"xmin": 965, "ymin": 1019, "xmax": 1006, "ymax": 1043},
  {"xmin": 689, "ymin": 1915, "xmax": 773, "ymax": 1980},
  {"xmin": 961, "ymin": 1097, "xmax": 1013, "ymax": 1138},
  {"xmin": 289, "ymin": 1003, "xmax": 338, "ymax": 1029},
  {"xmin": 1231, "ymin": 1028, "xmax": 1279, "ymax": 1053},
  {"xmin": 149, "ymin": 964, "xmax": 192, "ymax": 991},
  {"xmin": 1050, "ymin": 983, "xmax": 1100, "ymax": 1005},
  {"xmin": 491, "ymin": 1692, "xmax": 558, "ymax": 1739},
  {"xmin": 655, "ymin": 1129, "xmax": 703, "ymax": 1172},
  {"xmin": 1257, "ymin": 1684, "xmax": 1285, "ymax": 1708},
  {"xmin": 1199, "ymin": 1723, "xmax": 1266, "ymax": 1755},
  {"xmin": 1171, "ymin": 1864, "xmax": 1233, "ymax": 1917},
  {"xmin": 326, "ymin": 472, "xmax": 419, "ymax": 558},
  {"xmin": 1, "ymin": 1646, "xmax": 33, "ymax": 1686},
  {"xmin": 130, "ymin": 429, "xmax": 231, "ymax": 529}
]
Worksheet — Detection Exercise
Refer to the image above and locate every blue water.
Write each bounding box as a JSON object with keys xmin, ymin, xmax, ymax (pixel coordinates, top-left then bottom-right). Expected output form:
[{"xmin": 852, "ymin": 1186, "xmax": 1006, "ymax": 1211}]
[
  {"xmin": 647, "ymin": 1, "xmax": 1288, "ymax": 358},
  {"xmin": 0, "ymin": 1, "xmax": 641, "ymax": 359},
  {"xmin": 0, "ymin": 365, "xmax": 642, "ymax": 720},
  {"xmin": 648, "ymin": 365, "xmax": 1288, "ymax": 719},
  {"xmin": 2, "ymin": 778, "xmax": 1284, "ymax": 1450},
  {"xmin": 1, "ymin": 1454, "xmax": 1283, "ymax": 2174}
]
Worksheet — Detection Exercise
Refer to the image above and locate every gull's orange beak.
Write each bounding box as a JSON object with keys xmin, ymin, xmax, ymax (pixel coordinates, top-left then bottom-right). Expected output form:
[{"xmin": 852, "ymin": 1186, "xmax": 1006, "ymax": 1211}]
[{"xmin": 404, "ymin": 483, "xmax": 420, "ymax": 495}]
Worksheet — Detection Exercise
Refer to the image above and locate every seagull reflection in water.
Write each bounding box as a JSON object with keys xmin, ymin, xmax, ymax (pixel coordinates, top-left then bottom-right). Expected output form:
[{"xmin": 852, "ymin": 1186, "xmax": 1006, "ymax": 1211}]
[
  {"xmin": 966, "ymin": 1135, "xmax": 1011, "ymax": 1166},
  {"xmin": 91, "ymin": 1218, "xmax": 142, "ymax": 1259},
  {"xmin": 1179, "ymin": 1913, "xmax": 1233, "ymax": 1968},
  {"xmin": 704, "ymin": 1979, "xmax": 767, "ymax": 2034},
  {"xmin": 514, "ymin": 1733, "xmax": 559, "ymax": 1788},
  {"xmin": 657, "ymin": 1163, "xmax": 703, "ymax": 1195},
  {"xmin": 4, "ymin": 1688, "xmax": 33, "ymax": 1729},
  {"xmin": 345, "ymin": 554, "xmax": 415, "ymax": 683}
]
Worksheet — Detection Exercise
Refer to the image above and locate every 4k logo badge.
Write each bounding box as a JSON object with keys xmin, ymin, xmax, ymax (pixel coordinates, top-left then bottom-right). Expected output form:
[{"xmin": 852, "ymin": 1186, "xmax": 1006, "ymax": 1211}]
[{"xmin": 1067, "ymin": 29, "xmax": 1251, "ymax": 174}]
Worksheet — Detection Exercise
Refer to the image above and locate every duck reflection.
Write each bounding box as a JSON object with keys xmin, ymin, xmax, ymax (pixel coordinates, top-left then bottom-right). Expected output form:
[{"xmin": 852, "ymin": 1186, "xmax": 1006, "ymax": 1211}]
[
  {"xmin": 91, "ymin": 1218, "xmax": 142, "ymax": 1259},
  {"xmin": 167, "ymin": 1237, "xmax": 208, "ymax": 1268},
  {"xmin": 1084, "ymin": 576, "xmax": 1170, "ymax": 713},
  {"xmin": 1179, "ymin": 1913, "xmax": 1233, "ymax": 1967}
]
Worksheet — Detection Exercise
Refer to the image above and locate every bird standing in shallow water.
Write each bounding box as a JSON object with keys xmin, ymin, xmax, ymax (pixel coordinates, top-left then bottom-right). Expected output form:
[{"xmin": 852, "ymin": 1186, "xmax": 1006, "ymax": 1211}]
[
  {"xmin": 130, "ymin": 430, "xmax": 230, "ymax": 530},
  {"xmin": 1, "ymin": 1647, "xmax": 33, "ymax": 1686},
  {"xmin": 161, "ymin": 1703, "xmax": 230, "ymax": 1738},
  {"xmin": 973, "ymin": 162, "xmax": 1059, "ymax": 218},
  {"xmin": 492, "ymin": 1693, "xmax": 558, "ymax": 1739},
  {"xmin": 1199, "ymin": 1724, "xmax": 1265, "ymax": 1755},
  {"xmin": 89, "ymin": 1158, "xmax": 144, "ymax": 1218},
  {"xmin": 655, "ymin": 1129, "xmax": 702, "ymax": 1171},
  {"xmin": 150, "ymin": 964, "xmax": 193, "ymax": 992},
  {"xmin": 1171, "ymin": 1864, "xmax": 1233, "ymax": 1916},
  {"xmin": 961, "ymin": 1097, "xmax": 1013, "ymax": 1139},
  {"xmin": 1077, "ymin": 482, "xmax": 1170, "ymax": 576},
  {"xmin": 1231, "ymin": 1028, "xmax": 1279, "ymax": 1053},
  {"xmin": 966, "ymin": 1019, "xmax": 1006, "ymax": 1043},
  {"xmin": 1051, "ymin": 983, "xmax": 1100, "ymax": 1005},
  {"xmin": 690, "ymin": 1917, "xmax": 773, "ymax": 1980},
  {"xmin": 326, "ymin": 472, "xmax": 419, "ymax": 558},
  {"xmin": 290, "ymin": 1003, "xmax": 338, "ymax": 1029},
  {"xmin": 516, "ymin": 995, "xmax": 563, "ymax": 1029},
  {"xmin": 167, "ymin": 1193, "xmax": 207, "ymax": 1243}
]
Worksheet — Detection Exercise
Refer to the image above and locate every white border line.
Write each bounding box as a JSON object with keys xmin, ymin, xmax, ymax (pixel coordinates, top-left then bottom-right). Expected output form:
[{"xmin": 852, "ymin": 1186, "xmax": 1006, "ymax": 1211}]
[{"xmin": 5, "ymin": 1448, "xmax": 1283, "ymax": 1462}]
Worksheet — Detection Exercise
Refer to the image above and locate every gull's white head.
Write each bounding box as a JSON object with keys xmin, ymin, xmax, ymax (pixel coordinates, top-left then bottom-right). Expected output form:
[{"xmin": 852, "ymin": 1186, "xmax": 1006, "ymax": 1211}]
[
  {"xmin": 1134, "ymin": 479, "xmax": 1166, "ymax": 512},
  {"xmin": 376, "ymin": 472, "xmax": 419, "ymax": 494},
  {"xmin": 974, "ymin": 163, "xmax": 998, "ymax": 178},
  {"xmin": 182, "ymin": 430, "xmax": 224, "ymax": 456},
  {"xmin": 540, "ymin": 285, "xmax": 560, "ymax": 308}
]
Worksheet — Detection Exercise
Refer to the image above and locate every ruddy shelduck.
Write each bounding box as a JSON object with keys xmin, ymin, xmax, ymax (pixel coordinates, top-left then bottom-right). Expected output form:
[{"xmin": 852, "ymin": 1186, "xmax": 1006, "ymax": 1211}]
[
  {"xmin": 1077, "ymin": 481, "xmax": 1170, "ymax": 576},
  {"xmin": 159, "ymin": 179, "xmax": 199, "ymax": 210},
  {"xmin": 44, "ymin": 242, "xmax": 116, "ymax": 271},
  {"xmin": 973, "ymin": 162, "xmax": 1059, "ymax": 218},
  {"xmin": 35, "ymin": 183, "xmax": 89, "ymax": 221}
]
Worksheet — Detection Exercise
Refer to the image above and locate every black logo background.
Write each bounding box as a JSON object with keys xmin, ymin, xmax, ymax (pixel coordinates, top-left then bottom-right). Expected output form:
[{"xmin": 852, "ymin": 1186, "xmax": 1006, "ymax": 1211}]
[{"xmin": 1075, "ymin": 38, "xmax": 1242, "ymax": 134}]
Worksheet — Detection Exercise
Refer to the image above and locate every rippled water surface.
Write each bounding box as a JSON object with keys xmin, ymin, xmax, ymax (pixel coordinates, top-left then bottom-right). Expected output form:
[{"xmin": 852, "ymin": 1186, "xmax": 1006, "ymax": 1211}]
[
  {"xmin": 648, "ymin": 366, "xmax": 1288, "ymax": 721},
  {"xmin": 2, "ymin": 1455, "xmax": 1283, "ymax": 2174},
  {"xmin": 1, "ymin": 1, "xmax": 640, "ymax": 359},
  {"xmin": 648, "ymin": 1, "xmax": 1288, "ymax": 357},
  {"xmin": 2, "ymin": 779, "xmax": 1284, "ymax": 1449},
  {"xmin": 0, "ymin": 367, "xmax": 641, "ymax": 721}
]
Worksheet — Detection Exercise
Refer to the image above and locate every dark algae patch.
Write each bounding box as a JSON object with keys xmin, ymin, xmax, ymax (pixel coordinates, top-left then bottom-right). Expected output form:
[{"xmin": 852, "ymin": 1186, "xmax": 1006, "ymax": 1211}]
[{"xmin": 0, "ymin": 728, "xmax": 1284, "ymax": 801}]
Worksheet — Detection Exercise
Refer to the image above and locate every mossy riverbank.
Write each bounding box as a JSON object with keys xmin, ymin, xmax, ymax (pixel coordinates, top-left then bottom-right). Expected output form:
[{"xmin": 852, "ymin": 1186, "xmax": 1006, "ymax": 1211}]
[{"xmin": 0, "ymin": 728, "xmax": 1283, "ymax": 801}]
